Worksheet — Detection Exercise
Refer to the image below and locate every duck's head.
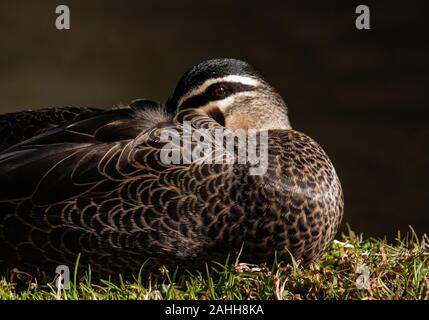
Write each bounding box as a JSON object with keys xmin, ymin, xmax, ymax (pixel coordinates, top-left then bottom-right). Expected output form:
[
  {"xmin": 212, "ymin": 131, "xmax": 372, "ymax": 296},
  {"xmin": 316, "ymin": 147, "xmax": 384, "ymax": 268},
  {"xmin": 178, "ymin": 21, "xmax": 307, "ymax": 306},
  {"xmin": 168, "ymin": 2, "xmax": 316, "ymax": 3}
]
[{"xmin": 166, "ymin": 58, "xmax": 291, "ymax": 130}]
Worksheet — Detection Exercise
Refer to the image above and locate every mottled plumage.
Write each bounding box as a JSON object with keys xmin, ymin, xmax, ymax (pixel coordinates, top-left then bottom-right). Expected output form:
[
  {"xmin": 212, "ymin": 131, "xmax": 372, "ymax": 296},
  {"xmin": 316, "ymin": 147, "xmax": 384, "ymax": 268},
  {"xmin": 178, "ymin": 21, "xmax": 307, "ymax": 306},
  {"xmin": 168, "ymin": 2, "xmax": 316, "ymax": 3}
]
[
  {"xmin": 0, "ymin": 106, "xmax": 102, "ymax": 152},
  {"xmin": 0, "ymin": 59, "xmax": 343, "ymax": 275}
]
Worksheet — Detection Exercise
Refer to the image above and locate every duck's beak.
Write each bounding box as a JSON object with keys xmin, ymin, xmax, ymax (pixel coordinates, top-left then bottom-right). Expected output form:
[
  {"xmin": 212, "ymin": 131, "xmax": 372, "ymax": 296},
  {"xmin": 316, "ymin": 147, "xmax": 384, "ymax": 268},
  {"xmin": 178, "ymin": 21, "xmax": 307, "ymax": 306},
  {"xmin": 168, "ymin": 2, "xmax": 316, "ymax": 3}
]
[{"xmin": 199, "ymin": 104, "xmax": 226, "ymax": 126}]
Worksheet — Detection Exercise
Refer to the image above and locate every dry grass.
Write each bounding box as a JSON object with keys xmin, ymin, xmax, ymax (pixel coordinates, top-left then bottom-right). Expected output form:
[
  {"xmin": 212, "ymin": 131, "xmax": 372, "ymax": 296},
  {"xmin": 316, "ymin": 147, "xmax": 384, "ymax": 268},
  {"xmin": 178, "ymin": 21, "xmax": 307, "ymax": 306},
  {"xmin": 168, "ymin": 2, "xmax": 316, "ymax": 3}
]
[{"xmin": 1, "ymin": 227, "xmax": 428, "ymax": 300}]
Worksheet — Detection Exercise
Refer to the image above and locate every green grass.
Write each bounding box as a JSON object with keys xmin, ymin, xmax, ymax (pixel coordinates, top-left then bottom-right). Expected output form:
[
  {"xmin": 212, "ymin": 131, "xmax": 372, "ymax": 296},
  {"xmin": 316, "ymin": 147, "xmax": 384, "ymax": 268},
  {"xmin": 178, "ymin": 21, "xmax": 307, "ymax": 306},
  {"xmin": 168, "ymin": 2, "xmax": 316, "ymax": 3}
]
[{"xmin": 1, "ymin": 228, "xmax": 428, "ymax": 300}]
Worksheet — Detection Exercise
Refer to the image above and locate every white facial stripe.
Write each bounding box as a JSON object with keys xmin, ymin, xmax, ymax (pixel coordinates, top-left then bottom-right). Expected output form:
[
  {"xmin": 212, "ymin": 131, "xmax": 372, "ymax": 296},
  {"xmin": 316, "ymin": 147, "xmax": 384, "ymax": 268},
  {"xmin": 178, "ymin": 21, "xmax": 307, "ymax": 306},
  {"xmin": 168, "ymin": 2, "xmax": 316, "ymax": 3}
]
[
  {"xmin": 202, "ymin": 90, "xmax": 259, "ymax": 113},
  {"xmin": 177, "ymin": 75, "xmax": 260, "ymax": 108}
]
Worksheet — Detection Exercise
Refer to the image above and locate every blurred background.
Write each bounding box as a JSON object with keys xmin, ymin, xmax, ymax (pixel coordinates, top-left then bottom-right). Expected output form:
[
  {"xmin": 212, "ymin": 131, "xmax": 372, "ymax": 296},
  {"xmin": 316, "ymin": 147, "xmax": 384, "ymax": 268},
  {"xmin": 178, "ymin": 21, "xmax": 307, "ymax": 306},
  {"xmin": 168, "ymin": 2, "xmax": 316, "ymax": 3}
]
[{"xmin": 0, "ymin": 1, "xmax": 428, "ymax": 239}]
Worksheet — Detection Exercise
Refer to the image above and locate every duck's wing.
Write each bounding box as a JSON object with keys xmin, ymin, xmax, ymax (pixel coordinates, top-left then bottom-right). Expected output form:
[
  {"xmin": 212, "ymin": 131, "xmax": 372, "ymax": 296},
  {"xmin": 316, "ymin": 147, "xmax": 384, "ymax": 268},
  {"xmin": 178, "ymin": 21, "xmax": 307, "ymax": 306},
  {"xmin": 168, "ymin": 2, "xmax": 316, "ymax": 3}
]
[
  {"xmin": 0, "ymin": 106, "xmax": 105, "ymax": 152},
  {"xmin": 0, "ymin": 107, "xmax": 209, "ymax": 273},
  {"xmin": 0, "ymin": 102, "xmax": 171, "ymax": 205},
  {"xmin": 0, "ymin": 99, "xmax": 166, "ymax": 152}
]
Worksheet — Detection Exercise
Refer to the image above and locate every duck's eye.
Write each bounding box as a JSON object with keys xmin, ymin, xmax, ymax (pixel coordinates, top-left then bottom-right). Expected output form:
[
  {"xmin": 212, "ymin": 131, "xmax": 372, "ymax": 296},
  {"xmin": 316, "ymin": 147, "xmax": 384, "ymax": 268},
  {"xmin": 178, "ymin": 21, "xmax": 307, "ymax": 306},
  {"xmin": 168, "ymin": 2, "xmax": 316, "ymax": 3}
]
[{"xmin": 211, "ymin": 85, "xmax": 227, "ymax": 99}]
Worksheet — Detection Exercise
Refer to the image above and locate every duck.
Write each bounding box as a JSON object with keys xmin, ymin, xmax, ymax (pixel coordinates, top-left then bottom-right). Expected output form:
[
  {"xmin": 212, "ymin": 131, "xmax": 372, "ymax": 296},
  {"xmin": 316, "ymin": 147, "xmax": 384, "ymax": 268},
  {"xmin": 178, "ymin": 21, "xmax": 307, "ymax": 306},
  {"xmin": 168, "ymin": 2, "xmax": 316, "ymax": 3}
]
[{"xmin": 0, "ymin": 58, "xmax": 343, "ymax": 275}]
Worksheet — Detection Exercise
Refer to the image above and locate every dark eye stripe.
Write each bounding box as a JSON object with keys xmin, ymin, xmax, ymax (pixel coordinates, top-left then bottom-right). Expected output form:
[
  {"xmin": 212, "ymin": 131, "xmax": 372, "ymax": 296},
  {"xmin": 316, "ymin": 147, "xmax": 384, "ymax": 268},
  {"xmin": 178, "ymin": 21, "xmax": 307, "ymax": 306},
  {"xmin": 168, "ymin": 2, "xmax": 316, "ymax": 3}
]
[{"xmin": 179, "ymin": 82, "xmax": 255, "ymax": 110}]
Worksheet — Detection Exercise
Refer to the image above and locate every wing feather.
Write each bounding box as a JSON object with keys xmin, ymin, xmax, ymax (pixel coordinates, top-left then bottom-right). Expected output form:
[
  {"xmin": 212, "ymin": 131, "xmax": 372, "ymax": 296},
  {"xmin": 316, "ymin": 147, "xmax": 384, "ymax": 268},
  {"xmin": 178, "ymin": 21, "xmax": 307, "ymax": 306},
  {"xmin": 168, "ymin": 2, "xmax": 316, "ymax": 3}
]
[
  {"xmin": 0, "ymin": 102, "xmax": 170, "ymax": 204},
  {"xmin": 0, "ymin": 106, "xmax": 103, "ymax": 151}
]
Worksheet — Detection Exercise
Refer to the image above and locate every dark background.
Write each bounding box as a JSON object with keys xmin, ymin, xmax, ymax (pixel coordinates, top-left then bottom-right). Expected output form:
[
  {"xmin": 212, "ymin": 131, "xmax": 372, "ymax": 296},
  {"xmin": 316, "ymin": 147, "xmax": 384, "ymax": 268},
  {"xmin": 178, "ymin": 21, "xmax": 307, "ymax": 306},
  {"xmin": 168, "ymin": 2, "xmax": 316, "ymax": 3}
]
[{"xmin": 0, "ymin": 1, "xmax": 428, "ymax": 239}]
